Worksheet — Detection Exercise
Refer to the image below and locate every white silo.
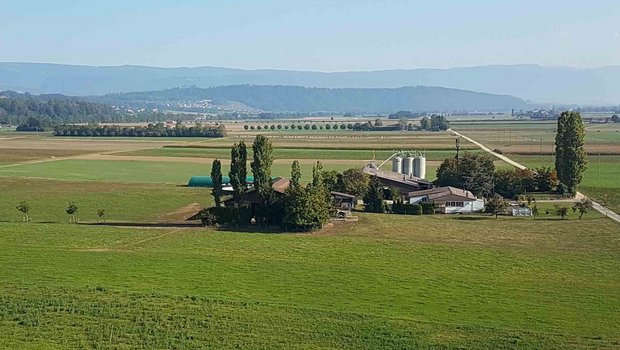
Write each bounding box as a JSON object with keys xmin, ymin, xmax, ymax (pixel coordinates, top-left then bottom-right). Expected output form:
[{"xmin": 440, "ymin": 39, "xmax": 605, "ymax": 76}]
[
  {"xmin": 413, "ymin": 156, "xmax": 426, "ymax": 179},
  {"xmin": 392, "ymin": 156, "xmax": 403, "ymax": 174},
  {"xmin": 403, "ymin": 156, "xmax": 414, "ymax": 176}
]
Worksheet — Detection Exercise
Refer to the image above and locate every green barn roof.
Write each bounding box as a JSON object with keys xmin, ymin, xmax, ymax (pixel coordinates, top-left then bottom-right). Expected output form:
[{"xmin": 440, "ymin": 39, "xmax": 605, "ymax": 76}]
[{"xmin": 188, "ymin": 176, "xmax": 256, "ymax": 187}]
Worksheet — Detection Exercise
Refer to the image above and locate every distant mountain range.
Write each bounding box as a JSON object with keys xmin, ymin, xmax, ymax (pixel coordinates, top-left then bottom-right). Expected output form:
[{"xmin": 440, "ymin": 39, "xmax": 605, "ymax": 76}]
[
  {"xmin": 1, "ymin": 62, "xmax": 619, "ymax": 105},
  {"xmin": 88, "ymin": 85, "xmax": 528, "ymax": 113}
]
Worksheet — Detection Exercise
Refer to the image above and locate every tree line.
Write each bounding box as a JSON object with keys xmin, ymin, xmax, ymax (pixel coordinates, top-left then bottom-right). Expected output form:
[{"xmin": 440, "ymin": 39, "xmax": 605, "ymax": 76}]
[
  {"xmin": 53, "ymin": 123, "xmax": 226, "ymax": 138},
  {"xmin": 0, "ymin": 91, "xmax": 200, "ymax": 130},
  {"xmin": 242, "ymin": 119, "xmax": 437, "ymax": 132}
]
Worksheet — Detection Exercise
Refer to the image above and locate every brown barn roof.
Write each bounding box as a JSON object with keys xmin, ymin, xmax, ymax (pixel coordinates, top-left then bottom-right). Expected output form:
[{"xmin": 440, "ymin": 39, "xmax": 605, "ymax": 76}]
[
  {"xmin": 363, "ymin": 166, "xmax": 430, "ymax": 185},
  {"xmin": 407, "ymin": 186, "xmax": 477, "ymax": 201},
  {"xmin": 223, "ymin": 177, "xmax": 290, "ymax": 206}
]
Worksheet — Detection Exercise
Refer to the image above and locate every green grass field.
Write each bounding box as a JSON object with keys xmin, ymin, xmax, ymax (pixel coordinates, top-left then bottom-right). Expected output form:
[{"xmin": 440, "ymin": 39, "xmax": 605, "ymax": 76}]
[
  {"xmin": 117, "ymin": 147, "xmax": 467, "ymax": 161},
  {"xmin": 0, "ymin": 159, "xmax": 372, "ymax": 184},
  {"xmin": 0, "ymin": 212, "xmax": 618, "ymax": 349},
  {"xmin": 0, "ymin": 178, "xmax": 211, "ymax": 223}
]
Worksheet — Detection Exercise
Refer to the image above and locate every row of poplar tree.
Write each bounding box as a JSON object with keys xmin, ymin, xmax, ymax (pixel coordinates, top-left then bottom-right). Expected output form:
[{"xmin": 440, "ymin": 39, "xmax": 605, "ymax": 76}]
[{"xmin": 209, "ymin": 135, "xmax": 331, "ymax": 230}]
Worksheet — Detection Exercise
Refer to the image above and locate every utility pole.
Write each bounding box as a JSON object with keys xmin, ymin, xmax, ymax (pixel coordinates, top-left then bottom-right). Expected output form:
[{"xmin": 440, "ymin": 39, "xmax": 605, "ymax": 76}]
[{"xmin": 455, "ymin": 137, "xmax": 461, "ymax": 174}]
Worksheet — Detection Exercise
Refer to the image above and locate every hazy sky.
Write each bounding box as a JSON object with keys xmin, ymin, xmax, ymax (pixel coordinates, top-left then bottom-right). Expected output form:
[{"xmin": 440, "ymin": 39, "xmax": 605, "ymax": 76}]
[{"xmin": 1, "ymin": 0, "xmax": 619, "ymax": 71}]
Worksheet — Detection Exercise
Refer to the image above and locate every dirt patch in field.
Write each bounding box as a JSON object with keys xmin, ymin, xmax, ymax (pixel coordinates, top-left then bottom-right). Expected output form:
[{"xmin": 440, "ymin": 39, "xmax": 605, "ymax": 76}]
[
  {"xmin": 158, "ymin": 202, "xmax": 204, "ymax": 222},
  {"xmin": 0, "ymin": 148, "xmax": 92, "ymax": 164},
  {"xmin": 0, "ymin": 137, "xmax": 184, "ymax": 152}
]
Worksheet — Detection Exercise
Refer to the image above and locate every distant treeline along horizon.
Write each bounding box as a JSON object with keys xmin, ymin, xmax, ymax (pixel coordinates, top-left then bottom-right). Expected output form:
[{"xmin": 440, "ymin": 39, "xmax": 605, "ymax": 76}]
[{"xmin": 52, "ymin": 123, "xmax": 227, "ymax": 138}]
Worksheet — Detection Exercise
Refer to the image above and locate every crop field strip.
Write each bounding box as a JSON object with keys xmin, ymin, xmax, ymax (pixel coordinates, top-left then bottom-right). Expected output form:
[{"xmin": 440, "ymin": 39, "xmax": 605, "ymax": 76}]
[
  {"xmin": 452, "ymin": 122, "xmax": 620, "ymax": 155},
  {"xmin": 0, "ymin": 159, "xmax": 378, "ymax": 183}
]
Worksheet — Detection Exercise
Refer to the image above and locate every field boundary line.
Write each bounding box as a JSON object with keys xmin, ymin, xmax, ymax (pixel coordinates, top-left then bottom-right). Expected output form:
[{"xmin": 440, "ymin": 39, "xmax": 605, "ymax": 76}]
[
  {"xmin": 449, "ymin": 128, "xmax": 620, "ymax": 224},
  {"xmin": 120, "ymin": 229, "xmax": 182, "ymax": 248}
]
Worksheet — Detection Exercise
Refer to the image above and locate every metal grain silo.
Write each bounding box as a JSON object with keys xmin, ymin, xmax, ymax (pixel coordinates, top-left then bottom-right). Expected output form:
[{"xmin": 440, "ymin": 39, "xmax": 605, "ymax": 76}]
[
  {"xmin": 413, "ymin": 156, "xmax": 426, "ymax": 179},
  {"xmin": 403, "ymin": 156, "xmax": 414, "ymax": 176},
  {"xmin": 392, "ymin": 156, "xmax": 403, "ymax": 174}
]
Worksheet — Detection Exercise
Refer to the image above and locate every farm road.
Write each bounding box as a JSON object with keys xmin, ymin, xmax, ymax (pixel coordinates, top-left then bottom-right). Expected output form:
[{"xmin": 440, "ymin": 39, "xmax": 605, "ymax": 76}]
[{"xmin": 449, "ymin": 128, "xmax": 620, "ymax": 223}]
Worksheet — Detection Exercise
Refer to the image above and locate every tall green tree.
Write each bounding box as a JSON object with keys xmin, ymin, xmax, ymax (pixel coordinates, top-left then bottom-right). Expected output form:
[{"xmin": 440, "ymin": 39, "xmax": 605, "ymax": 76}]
[
  {"xmin": 307, "ymin": 161, "xmax": 331, "ymax": 227},
  {"xmin": 555, "ymin": 111, "xmax": 587, "ymax": 196},
  {"xmin": 251, "ymin": 135, "xmax": 274, "ymax": 201},
  {"xmin": 290, "ymin": 160, "xmax": 301, "ymax": 188},
  {"xmin": 210, "ymin": 159, "xmax": 223, "ymax": 207},
  {"xmin": 363, "ymin": 175, "xmax": 385, "ymax": 213},
  {"xmin": 251, "ymin": 135, "xmax": 274, "ymax": 225},
  {"xmin": 229, "ymin": 141, "xmax": 247, "ymax": 205},
  {"xmin": 434, "ymin": 153, "xmax": 495, "ymax": 197},
  {"xmin": 284, "ymin": 161, "xmax": 330, "ymax": 231},
  {"xmin": 337, "ymin": 168, "xmax": 370, "ymax": 197}
]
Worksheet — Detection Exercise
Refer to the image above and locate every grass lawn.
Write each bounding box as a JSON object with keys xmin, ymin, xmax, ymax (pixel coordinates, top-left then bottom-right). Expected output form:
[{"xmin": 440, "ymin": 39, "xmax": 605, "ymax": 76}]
[
  {"xmin": 0, "ymin": 159, "xmax": 367, "ymax": 184},
  {"xmin": 0, "ymin": 212, "xmax": 618, "ymax": 349},
  {"xmin": 0, "ymin": 178, "xmax": 212, "ymax": 223}
]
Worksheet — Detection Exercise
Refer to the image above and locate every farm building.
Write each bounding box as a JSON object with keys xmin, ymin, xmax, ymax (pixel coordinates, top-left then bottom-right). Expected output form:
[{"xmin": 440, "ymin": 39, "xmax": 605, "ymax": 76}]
[
  {"xmin": 330, "ymin": 191, "xmax": 356, "ymax": 218},
  {"xmin": 406, "ymin": 186, "xmax": 484, "ymax": 214},
  {"xmin": 221, "ymin": 178, "xmax": 357, "ymax": 218},
  {"xmin": 223, "ymin": 177, "xmax": 291, "ymax": 207},
  {"xmin": 362, "ymin": 165, "xmax": 432, "ymax": 194}
]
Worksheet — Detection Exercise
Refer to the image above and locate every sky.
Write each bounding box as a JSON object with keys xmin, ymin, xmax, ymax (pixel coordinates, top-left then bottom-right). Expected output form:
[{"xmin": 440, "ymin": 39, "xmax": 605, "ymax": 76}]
[{"xmin": 1, "ymin": 0, "xmax": 619, "ymax": 71}]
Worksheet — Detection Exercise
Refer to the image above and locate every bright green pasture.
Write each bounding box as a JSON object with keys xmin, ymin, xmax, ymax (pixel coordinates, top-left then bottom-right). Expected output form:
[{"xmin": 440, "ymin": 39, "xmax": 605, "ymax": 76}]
[
  {"xmin": 0, "ymin": 159, "xmax": 367, "ymax": 184},
  {"xmin": 0, "ymin": 213, "xmax": 618, "ymax": 349},
  {"xmin": 0, "ymin": 178, "xmax": 211, "ymax": 223},
  {"xmin": 117, "ymin": 147, "xmax": 464, "ymax": 161}
]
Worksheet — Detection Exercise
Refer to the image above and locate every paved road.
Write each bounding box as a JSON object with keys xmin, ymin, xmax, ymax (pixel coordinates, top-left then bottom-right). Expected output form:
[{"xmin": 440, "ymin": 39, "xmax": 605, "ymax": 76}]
[{"xmin": 448, "ymin": 128, "xmax": 620, "ymax": 224}]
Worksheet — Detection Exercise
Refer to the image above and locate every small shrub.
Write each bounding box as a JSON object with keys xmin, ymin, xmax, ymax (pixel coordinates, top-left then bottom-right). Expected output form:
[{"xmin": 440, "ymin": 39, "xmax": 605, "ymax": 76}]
[
  {"xmin": 421, "ymin": 202, "xmax": 435, "ymax": 215},
  {"xmin": 200, "ymin": 211, "xmax": 218, "ymax": 227}
]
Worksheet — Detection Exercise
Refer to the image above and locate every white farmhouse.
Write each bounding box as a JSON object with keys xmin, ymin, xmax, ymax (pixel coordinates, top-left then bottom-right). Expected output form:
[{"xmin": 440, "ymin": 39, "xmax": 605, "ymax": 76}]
[{"xmin": 406, "ymin": 186, "xmax": 484, "ymax": 214}]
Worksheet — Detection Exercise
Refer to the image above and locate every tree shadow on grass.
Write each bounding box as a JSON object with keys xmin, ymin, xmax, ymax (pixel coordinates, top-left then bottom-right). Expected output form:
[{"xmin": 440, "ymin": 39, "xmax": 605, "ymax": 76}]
[
  {"xmin": 212, "ymin": 225, "xmax": 306, "ymax": 235},
  {"xmin": 81, "ymin": 222, "xmax": 203, "ymax": 228},
  {"xmin": 453, "ymin": 216, "xmax": 489, "ymax": 221}
]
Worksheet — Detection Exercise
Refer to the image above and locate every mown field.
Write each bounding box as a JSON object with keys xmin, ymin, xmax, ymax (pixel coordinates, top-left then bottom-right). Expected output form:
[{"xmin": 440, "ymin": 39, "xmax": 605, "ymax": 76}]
[
  {"xmin": 0, "ymin": 178, "xmax": 211, "ymax": 223},
  {"xmin": 1, "ymin": 211, "xmax": 618, "ymax": 349},
  {"xmin": 116, "ymin": 147, "xmax": 470, "ymax": 161},
  {"xmin": 0, "ymin": 159, "xmax": 373, "ymax": 184}
]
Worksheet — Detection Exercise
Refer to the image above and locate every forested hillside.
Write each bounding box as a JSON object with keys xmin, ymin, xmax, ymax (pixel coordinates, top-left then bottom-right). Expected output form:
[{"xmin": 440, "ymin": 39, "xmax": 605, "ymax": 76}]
[
  {"xmin": 0, "ymin": 91, "xmax": 181, "ymax": 129},
  {"xmin": 91, "ymin": 85, "xmax": 528, "ymax": 113}
]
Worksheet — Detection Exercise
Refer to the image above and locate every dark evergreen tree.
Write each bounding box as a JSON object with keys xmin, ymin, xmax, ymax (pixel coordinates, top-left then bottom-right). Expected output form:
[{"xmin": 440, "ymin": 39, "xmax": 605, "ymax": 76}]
[
  {"xmin": 210, "ymin": 159, "xmax": 223, "ymax": 207},
  {"xmin": 229, "ymin": 142, "xmax": 247, "ymax": 205},
  {"xmin": 363, "ymin": 175, "xmax": 385, "ymax": 213},
  {"xmin": 251, "ymin": 135, "xmax": 274, "ymax": 225}
]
